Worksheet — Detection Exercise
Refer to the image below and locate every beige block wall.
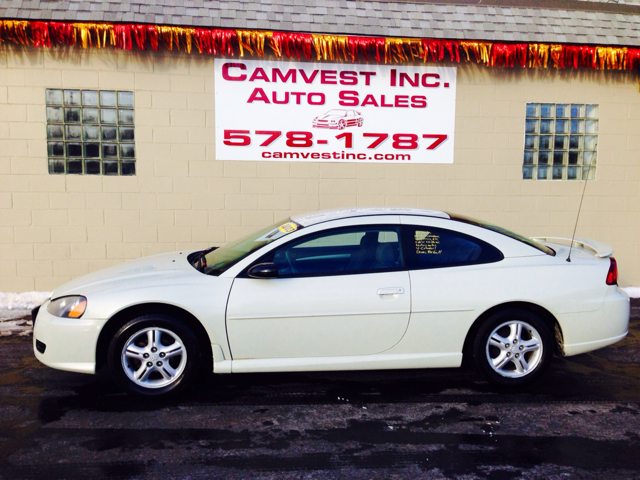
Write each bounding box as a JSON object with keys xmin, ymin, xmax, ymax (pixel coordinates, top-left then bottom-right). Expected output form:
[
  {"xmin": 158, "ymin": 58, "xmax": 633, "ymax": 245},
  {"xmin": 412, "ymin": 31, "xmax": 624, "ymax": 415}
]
[{"xmin": 0, "ymin": 45, "xmax": 639, "ymax": 291}]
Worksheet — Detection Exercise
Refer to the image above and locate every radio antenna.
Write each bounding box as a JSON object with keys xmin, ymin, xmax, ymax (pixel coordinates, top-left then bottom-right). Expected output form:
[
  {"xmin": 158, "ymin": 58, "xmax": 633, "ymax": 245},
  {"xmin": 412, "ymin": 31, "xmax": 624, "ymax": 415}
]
[{"xmin": 566, "ymin": 177, "xmax": 589, "ymax": 263}]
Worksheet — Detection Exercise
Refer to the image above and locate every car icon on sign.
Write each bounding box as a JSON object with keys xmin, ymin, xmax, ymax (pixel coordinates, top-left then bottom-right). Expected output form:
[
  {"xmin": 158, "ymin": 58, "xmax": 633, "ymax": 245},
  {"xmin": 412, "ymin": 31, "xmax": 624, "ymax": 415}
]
[{"xmin": 312, "ymin": 109, "xmax": 363, "ymax": 129}]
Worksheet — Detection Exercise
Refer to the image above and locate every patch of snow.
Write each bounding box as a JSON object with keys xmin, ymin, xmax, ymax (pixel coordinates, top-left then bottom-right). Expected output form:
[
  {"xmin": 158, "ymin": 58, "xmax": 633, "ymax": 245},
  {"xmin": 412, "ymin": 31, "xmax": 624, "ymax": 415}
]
[
  {"xmin": 622, "ymin": 287, "xmax": 640, "ymax": 299},
  {"xmin": 0, "ymin": 292, "xmax": 50, "ymax": 335},
  {"xmin": 0, "ymin": 291, "xmax": 50, "ymax": 312},
  {"xmin": 0, "ymin": 308, "xmax": 33, "ymax": 321},
  {"xmin": 0, "ymin": 318, "xmax": 33, "ymax": 337}
]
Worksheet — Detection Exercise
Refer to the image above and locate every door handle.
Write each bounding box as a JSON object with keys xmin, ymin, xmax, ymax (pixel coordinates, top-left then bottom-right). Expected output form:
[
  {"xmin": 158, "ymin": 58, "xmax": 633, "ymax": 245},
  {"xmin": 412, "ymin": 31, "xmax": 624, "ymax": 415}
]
[{"xmin": 377, "ymin": 287, "xmax": 405, "ymax": 295}]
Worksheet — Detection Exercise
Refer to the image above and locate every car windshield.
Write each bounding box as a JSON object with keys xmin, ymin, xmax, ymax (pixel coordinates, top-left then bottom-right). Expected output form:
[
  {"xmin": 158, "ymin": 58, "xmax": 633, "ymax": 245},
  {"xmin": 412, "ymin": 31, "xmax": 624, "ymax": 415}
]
[
  {"xmin": 325, "ymin": 109, "xmax": 347, "ymax": 116},
  {"xmin": 202, "ymin": 219, "xmax": 301, "ymax": 275},
  {"xmin": 449, "ymin": 214, "xmax": 555, "ymax": 256}
]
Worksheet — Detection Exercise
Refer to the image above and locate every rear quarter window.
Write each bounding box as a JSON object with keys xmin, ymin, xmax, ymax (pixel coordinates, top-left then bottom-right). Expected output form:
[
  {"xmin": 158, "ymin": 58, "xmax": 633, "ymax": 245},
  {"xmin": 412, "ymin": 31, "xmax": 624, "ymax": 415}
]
[
  {"xmin": 449, "ymin": 213, "xmax": 555, "ymax": 256},
  {"xmin": 402, "ymin": 225, "xmax": 503, "ymax": 270}
]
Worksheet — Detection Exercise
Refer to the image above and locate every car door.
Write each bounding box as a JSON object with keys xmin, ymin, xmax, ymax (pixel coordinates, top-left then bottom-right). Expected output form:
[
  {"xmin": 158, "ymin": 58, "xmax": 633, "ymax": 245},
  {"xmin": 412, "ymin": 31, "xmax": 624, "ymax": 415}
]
[{"xmin": 226, "ymin": 225, "xmax": 411, "ymax": 359}]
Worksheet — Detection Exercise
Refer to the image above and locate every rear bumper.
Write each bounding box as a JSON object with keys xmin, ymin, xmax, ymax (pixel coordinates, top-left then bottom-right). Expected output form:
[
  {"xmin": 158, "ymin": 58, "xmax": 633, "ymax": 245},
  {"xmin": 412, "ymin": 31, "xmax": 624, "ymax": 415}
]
[
  {"xmin": 560, "ymin": 287, "xmax": 630, "ymax": 357},
  {"xmin": 33, "ymin": 300, "xmax": 104, "ymax": 374}
]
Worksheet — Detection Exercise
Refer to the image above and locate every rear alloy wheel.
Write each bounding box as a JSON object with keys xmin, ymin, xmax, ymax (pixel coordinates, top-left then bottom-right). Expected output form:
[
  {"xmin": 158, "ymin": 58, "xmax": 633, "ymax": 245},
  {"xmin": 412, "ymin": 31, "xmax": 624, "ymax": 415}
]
[
  {"xmin": 473, "ymin": 310, "xmax": 553, "ymax": 386},
  {"xmin": 108, "ymin": 315, "xmax": 200, "ymax": 396}
]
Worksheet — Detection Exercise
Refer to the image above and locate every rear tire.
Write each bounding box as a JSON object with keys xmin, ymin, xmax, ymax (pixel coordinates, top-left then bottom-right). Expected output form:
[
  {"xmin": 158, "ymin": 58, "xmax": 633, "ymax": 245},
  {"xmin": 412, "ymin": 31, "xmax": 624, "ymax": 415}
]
[
  {"xmin": 473, "ymin": 309, "xmax": 553, "ymax": 386},
  {"xmin": 108, "ymin": 314, "xmax": 201, "ymax": 397}
]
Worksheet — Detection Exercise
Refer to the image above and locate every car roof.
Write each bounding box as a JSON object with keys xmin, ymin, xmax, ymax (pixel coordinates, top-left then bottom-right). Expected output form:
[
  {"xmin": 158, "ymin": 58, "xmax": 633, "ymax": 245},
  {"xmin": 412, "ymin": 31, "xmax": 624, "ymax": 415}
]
[{"xmin": 291, "ymin": 207, "xmax": 450, "ymax": 227}]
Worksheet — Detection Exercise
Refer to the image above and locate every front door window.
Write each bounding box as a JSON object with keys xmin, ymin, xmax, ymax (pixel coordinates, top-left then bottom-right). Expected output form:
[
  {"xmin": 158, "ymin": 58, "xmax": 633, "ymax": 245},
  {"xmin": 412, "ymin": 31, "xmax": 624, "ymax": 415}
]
[{"xmin": 265, "ymin": 226, "xmax": 403, "ymax": 277}]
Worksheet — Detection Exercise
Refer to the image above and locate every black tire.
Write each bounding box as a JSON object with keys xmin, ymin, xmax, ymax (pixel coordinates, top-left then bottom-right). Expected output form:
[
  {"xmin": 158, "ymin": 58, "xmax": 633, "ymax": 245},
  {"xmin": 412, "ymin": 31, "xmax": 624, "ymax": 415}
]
[
  {"xmin": 107, "ymin": 314, "xmax": 201, "ymax": 397},
  {"xmin": 473, "ymin": 309, "xmax": 553, "ymax": 387}
]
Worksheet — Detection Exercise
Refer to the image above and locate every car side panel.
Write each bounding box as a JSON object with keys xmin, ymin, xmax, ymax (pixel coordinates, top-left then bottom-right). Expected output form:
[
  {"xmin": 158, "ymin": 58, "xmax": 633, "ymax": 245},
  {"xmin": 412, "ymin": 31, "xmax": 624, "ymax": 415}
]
[
  {"xmin": 42, "ymin": 270, "xmax": 235, "ymax": 370},
  {"xmin": 387, "ymin": 256, "xmax": 612, "ymax": 359}
]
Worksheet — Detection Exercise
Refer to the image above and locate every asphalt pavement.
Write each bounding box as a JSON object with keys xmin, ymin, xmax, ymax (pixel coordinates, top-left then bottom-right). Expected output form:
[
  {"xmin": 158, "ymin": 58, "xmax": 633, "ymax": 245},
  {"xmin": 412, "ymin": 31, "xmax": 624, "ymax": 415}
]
[{"xmin": 1, "ymin": 300, "xmax": 639, "ymax": 479}]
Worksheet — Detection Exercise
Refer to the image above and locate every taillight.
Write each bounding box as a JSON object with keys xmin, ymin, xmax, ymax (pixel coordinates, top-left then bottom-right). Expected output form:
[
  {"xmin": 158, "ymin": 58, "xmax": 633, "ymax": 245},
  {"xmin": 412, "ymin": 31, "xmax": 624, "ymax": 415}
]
[{"xmin": 606, "ymin": 257, "xmax": 618, "ymax": 285}]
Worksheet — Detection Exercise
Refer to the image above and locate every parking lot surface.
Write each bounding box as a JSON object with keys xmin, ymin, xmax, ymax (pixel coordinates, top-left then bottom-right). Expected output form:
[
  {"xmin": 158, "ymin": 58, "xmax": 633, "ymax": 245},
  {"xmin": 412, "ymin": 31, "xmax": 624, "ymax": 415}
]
[{"xmin": 1, "ymin": 299, "xmax": 639, "ymax": 479}]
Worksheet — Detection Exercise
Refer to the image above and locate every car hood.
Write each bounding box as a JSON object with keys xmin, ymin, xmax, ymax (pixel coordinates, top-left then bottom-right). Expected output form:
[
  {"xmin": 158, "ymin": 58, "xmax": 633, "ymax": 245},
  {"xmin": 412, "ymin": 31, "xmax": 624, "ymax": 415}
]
[{"xmin": 50, "ymin": 250, "xmax": 199, "ymax": 299}]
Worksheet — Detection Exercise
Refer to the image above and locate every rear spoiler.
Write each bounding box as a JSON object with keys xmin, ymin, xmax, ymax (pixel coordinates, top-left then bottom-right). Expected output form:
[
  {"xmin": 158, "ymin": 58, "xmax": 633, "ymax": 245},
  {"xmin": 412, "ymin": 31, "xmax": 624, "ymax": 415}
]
[{"xmin": 531, "ymin": 237, "xmax": 613, "ymax": 258}]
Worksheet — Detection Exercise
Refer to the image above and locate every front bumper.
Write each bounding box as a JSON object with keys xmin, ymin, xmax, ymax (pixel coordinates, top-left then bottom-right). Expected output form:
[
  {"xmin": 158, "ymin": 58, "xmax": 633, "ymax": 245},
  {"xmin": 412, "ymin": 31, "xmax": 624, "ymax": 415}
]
[
  {"xmin": 33, "ymin": 299, "xmax": 105, "ymax": 374},
  {"xmin": 312, "ymin": 122, "xmax": 339, "ymax": 129}
]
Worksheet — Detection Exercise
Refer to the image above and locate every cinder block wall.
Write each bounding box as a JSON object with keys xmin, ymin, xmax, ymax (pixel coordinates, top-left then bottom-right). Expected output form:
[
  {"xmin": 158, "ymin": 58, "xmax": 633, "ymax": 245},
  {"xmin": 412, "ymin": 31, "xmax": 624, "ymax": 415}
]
[{"xmin": 0, "ymin": 45, "xmax": 639, "ymax": 291}]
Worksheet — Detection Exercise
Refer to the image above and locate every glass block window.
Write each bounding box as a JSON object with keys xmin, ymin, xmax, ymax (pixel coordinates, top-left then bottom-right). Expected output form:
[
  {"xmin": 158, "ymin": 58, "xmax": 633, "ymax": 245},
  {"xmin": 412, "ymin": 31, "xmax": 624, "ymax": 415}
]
[
  {"xmin": 46, "ymin": 89, "xmax": 136, "ymax": 175},
  {"xmin": 523, "ymin": 103, "xmax": 598, "ymax": 180}
]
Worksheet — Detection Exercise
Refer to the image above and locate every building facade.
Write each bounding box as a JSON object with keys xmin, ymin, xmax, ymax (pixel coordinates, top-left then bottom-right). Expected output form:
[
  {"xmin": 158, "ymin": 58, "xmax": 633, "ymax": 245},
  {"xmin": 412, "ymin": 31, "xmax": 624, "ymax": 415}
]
[{"xmin": 0, "ymin": 0, "xmax": 639, "ymax": 291}]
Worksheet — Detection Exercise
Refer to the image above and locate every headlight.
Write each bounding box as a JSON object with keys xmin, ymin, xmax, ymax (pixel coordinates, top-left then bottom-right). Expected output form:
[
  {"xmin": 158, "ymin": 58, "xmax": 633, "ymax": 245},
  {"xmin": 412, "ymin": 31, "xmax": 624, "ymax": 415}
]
[{"xmin": 47, "ymin": 296, "xmax": 87, "ymax": 318}]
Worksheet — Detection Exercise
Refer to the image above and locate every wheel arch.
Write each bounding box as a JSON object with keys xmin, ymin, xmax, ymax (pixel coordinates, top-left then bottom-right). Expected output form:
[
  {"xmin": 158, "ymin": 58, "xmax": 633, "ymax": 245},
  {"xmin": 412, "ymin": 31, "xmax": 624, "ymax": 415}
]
[
  {"xmin": 95, "ymin": 303, "xmax": 213, "ymax": 374},
  {"xmin": 461, "ymin": 301, "xmax": 564, "ymax": 367}
]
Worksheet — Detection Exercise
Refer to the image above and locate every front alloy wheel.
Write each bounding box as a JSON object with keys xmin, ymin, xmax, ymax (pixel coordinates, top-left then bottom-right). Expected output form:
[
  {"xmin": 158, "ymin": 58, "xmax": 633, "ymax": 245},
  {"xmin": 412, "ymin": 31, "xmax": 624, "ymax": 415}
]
[
  {"xmin": 121, "ymin": 327, "xmax": 188, "ymax": 389},
  {"xmin": 108, "ymin": 315, "xmax": 200, "ymax": 396},
  {"xmin": 473, "ymin": 310, "xmax": 552, "ymax": 386}
]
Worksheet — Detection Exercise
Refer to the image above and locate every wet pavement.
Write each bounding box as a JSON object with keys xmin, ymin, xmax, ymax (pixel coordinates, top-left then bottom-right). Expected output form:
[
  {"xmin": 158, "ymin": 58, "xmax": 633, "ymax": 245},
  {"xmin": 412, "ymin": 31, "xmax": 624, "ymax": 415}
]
[{"xmin": 1, "ymin": 300, "xmax": 640, "ymax": 479}]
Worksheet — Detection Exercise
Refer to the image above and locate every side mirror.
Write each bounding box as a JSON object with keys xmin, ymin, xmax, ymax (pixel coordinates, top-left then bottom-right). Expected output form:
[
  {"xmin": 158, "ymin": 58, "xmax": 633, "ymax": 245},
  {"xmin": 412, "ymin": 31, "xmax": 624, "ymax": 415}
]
[{"xmin": 247, "ymin": 262, "xmax": 279, "ymax": 279}]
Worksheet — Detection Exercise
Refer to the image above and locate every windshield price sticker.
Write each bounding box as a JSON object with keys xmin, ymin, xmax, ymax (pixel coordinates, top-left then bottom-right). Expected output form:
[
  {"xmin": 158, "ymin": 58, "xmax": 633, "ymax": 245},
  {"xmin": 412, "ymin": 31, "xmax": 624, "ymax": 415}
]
[
  {"xmin": 255, "ymin": 222, "xmax": 299, "ymax": 242},
  {"xmin": 278, "ymin": 222, "xmax": 298, "ymax": 234},
  {"xmin": 214, "ymin": 60, "xmax": 456, "ymax": 164}
]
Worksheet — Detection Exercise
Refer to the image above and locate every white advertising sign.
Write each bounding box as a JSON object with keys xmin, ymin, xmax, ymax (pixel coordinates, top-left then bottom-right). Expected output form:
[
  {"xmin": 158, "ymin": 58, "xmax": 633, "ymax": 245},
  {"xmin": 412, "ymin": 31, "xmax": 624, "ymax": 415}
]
[{"xmin": 214, "ymin": 59, "xmax": 456, "ymax": 163}]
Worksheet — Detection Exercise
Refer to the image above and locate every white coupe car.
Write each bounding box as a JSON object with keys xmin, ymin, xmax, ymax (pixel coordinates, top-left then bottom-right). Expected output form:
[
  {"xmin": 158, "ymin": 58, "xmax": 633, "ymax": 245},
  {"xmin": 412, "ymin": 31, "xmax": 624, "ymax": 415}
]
[
  {"xmin": 33, "ymin": 207, "xmax": 630, "ymax": 396},
  {"xmin": 312, "ymin": 109, "xmax": 363, "ymax": 129}
]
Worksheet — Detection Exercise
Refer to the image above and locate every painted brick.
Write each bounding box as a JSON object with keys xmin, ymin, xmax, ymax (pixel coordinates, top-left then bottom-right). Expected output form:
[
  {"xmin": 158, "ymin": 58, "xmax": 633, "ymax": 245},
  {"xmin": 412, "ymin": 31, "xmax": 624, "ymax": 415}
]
[
  {"xmin": 34, "ymin": 243, "xmax": 71, "ymax": 260},
  {"xmin": 99, "ymin": 71, "xmax": 135, "ymax": 90},
  {"xmin": 170, "ymin": 75, "xmax": 205, "ymax": 93},
  {"xmin": 14, "ymin": 226, "xmax": 51, "ymax": 243},
  {"xmin": 175, "ymin": 210, "xmax": 208, "ymax": 227},
  {"xmin": 51, "ymin": 226, "xmax": 87, "ymax": 243},
  {"xmin": 0, "ymin": 243, "xmax": 34, "ymax": 260},
  {"xmin": 123, "ymin": 226, "xmax": 158, "ymax": 243},
  {"xmin": 135, "ymin": 73, "xmax": 171, "ymax": 91},
  {"xmin": 60, "ymin": 70, "xmax": 100, "ymax": 88},
  {"xmin": 32, "ymin": 209, "xmax": 68, "ymax": 226},
  {"xmin": 158, "ymin": 226, "xmax": 192, "ymax": 243},
  {"xmin": 49, "ymin": 192, "xmax": 87, "ymax": 209},
  {"xmin": 170, "ymin": 110, "xmax": 206, "ymax": 130},
  {"xmin": 157, "ymin": 193, "xmax": 192, "ymax": 210}
]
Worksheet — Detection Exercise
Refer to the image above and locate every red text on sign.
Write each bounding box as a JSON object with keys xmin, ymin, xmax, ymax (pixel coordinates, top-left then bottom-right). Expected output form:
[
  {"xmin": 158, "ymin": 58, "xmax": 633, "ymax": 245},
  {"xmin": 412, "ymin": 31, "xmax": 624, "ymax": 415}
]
[
  {"xmin": 222, "ymin": 63, "xmax": 377, "ymax": 85},
  {"xmin": 223, "ymin": 130, "xmax": 448, "ymax": 150},
  {"xmin": 339, "ymin": 91, "xmax": 427, "ymax": 108}
]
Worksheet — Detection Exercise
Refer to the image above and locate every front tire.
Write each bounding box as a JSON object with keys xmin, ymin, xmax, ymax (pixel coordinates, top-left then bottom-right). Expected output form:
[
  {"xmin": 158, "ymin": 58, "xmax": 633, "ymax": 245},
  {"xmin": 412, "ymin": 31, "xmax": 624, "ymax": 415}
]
[
  {"xmin": 108, "ymin": 315, "xmax": 201, "ymax": 396},
  {"xmin": 473, "ymin": 309, "xmax": 553, "ymax": 386}
]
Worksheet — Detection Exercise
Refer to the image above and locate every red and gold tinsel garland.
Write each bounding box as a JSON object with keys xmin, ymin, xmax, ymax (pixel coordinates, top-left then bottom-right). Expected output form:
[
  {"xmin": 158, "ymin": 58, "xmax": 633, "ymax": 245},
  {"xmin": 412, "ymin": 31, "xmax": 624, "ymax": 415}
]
[{"xmin": 0, "ymin": 19, "xmax": 638, "ymax": 71}]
